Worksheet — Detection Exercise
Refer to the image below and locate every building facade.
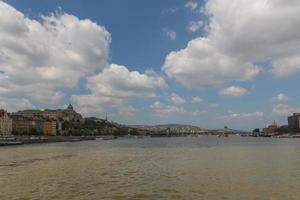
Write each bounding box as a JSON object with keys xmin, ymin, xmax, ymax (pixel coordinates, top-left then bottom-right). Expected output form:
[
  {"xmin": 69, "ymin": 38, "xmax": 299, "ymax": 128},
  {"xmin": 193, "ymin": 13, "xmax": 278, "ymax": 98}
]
[
  {"xmin": 288, "ymin": 113, "xmax": 300, "ymax": 133},
  {"xmin": 0, "ymin": 110, "xmax": 12, "ymax": 136},
  {"xmin": 12, "ymin": 115, "xmax": 43, "ymax": 135},
  {"xmin": 43, "ymin": 121, "xmax": 57, "ymax": 136},
  {"xmin": 16, "ymin": 104, "xmax": 82, "ymax": 122},
  {"xmin": 263, "ymin": 121, "xmax": 278, "ymax": 134}
]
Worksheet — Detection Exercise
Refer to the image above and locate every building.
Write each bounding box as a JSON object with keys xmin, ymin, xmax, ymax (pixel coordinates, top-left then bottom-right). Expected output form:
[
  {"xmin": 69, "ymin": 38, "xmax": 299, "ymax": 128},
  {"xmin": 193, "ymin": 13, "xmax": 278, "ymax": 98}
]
[
  {"xmin": 288, "ymin": 113, "xmax": 300, "ymax": 133},
  {"xmin": 11, "ymin": 115, "xmax": 43, "ymax": 135},
  {"xmin": 16, "ymin": 104, "xmax": 82, "ymax": 122},
  {"xmin": 14, "ymin": 110, "xmax": 43, "ymax": 118},
  {"xmin": 43, "ymin": 121, "xmax": 57, "ymax": 136},
  {"xmin": 263, "ymin": 121, "xmax": 278, "ymax": 134},
  {"xmin": 0, "ymin": 110, "xmax": 12, "ymax": 136},
  {"xmin": 43, "ymin": 104, "xmax": 82, "ymax": 122},
  {"xmin": 11, "ymin": 104, "xmax": 81, "ymax": 136}
]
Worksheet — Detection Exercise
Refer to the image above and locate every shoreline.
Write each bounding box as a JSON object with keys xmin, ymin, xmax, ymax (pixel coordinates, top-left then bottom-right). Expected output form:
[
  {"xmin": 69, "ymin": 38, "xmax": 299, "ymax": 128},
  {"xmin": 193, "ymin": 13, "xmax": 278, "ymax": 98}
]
[
  {"xmin": 0, "ymin": 136, "xmax": 96, "ymax": 146},
  {"xmin": 1, "ymin": 134, "xmax": 300, "ymax": 147}
]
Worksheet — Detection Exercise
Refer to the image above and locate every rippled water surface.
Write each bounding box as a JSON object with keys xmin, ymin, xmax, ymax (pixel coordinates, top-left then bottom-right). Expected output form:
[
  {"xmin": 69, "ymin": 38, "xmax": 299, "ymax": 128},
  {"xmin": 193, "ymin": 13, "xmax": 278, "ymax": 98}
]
[{"xmin": 1, "ymin": 136, "xmax": 300, "ymax": 200}]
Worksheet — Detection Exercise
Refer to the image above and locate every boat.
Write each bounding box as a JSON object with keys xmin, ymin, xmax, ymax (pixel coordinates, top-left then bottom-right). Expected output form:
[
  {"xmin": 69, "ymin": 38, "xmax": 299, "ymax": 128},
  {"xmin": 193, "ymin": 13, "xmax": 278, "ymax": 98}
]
[
  {"xmin": 68, "ymin": 138, "xmax": 82, "ymax": 142},
  {"xmin": 0, "ymin": 138, "xmax": 24, "ymax": 146},
  {"xmin": 96, "ymin": 135, "xmax": 117, "ymax": 140}
]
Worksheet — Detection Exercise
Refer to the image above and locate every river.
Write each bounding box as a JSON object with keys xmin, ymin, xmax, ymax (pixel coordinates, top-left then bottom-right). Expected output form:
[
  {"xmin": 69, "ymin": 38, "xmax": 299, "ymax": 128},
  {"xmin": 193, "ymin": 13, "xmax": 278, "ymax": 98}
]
[{"xmin": 1, "ymin": 136, "xmax": 300, "ymax": 200}]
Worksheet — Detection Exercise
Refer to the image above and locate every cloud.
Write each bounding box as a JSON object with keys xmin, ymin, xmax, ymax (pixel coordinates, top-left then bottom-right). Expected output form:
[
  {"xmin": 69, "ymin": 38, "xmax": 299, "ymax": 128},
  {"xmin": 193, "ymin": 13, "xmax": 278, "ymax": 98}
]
[
  {"xmin": 163, "ymin": 0, "xmax": 300, "ymax": 88},
  {"xmin": 272, "ymin": 93, "xmax": 288, "ymax": 102},
  {"xmin": 0, "ymin": 1, "xmax": 110, "ymax": 109},
  {"xmin": 170, "ymin": 93, "xmax": 185, "ymax": 105},
  {"xmin": 163, "ymin": 38, "xmax": 259, "ymax": 88},
  {"xmin": 72, "ymin": 64, "xmax": 166, "ymax": 116},
  {"xmin": 192, "ymin": 110, "xmax": 207, "ymax": 116},
  {"xmin": 0, "ymin": 1, "xmax": 167, "ymax": 117},
  {"xmin": 118, "ymin": 106, "xmax": 138, "ymax": 117},
  {"xmin": 210, "ymin": 103, "xmax": 219, "ymax": 108},
  {"xmin": 163, "ymin": 28, "xmax": 177, "ymax": 40},
  {"xmin": 0, "ymin": 97, "xmax": 33, "ymax": 112},
  {"xmin": 84, "ymin": 64, "xmax": 165, "ymax": 99},
  {"xmin": 150, "ymin": 101, "xmax": 186, "ymax": 116},
  {"xmin": 272, "ymin": 104, "xmax": 299, "ymax": 117},
  {"xmin": 191, "ymin": 96, "xmax": 204, "ymax": 104},
  {"xmin": 185, "ymin": 1, "xmax": 198, "ymax": 11},
  {"xmin": 187, "ymin": 20, "xmax": 204, "ymax": 32},
  {"xmin": 224, "ymin": 112, "xmax": 263, "ymax": 120},
  {"xmin": 272, "ymin": 55, "xmax": 300, "ymax": 77},
  {"xmin": 219, "ymin": 86, "xmax": 248, "ymax": 96}
]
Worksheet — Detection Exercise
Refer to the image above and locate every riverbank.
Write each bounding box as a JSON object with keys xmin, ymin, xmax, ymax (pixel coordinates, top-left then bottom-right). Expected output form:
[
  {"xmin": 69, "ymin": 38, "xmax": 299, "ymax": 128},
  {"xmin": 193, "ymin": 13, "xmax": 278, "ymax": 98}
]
[
  {"xmin": 2, "ymin": 133, "xmax": 300, "ymax": 147},
  {"xmin": 0, "ymin": 136, "xmax": 96, "ymax": 146}
]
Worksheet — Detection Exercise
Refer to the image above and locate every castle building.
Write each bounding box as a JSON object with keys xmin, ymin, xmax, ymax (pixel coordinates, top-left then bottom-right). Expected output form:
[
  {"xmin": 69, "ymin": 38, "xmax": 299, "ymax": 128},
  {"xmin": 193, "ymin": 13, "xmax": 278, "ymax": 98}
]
[
  {"xmin": 15, "ymin": 104, "xmax": 82, "ymax": 122},
  {"xmin": 0, "ymin": 110, "xmax": 12, "ymax": 136},
  {"xmin": 11, "ymin": 104, "xmax": 82, "ymax": 136}
]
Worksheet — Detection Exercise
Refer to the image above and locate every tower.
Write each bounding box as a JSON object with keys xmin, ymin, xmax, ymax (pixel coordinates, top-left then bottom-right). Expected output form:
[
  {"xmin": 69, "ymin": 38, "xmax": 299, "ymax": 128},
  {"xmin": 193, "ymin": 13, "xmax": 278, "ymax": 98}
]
[{"xmin": 67, "ymin": 104, "xmax": 74, "ymax": 110}]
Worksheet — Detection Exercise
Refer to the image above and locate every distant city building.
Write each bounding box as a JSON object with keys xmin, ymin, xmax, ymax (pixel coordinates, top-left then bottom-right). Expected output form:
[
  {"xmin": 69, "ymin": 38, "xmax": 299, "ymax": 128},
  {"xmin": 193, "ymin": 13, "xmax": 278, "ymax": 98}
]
[
  {"xmin": 288, "ymin": 113, "xmax": 300, "ymax": 133},
  {"xmin": 43, "ymin": 121, "xmax": 57, "ymax": 136},
  {"xmin": 263, "ymin": 121, "xmax": 278, "ymax": 134},
  {"xmin": 0, "ymin": 109, "xmax": 12, "ymax": 136}
]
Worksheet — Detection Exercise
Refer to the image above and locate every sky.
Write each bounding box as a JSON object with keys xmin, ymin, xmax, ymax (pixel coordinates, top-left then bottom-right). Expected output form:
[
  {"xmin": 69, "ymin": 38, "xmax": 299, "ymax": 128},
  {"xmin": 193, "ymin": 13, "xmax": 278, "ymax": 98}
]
[{"xmin": 1, "ymin": 0, "xmax": 300, "ymax": 130}]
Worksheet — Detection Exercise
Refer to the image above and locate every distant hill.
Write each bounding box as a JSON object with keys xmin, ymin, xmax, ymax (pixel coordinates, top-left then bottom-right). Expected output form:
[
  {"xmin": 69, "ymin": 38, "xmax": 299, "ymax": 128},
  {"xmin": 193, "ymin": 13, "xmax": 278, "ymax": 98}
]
[
  {"xmin": 211, "ymin": 128, "xmax": 251, "ymax": 134},
  {"xmin": 129, "ymin": 124, "xmax": 250, "ymax": 133},
  {"xmin": 130, "ymin": 124, "xmax": 203, "ymax": 130},
  {"xmin": 155, "ymin": 124, "xmax": 201, "ymax": 129}
]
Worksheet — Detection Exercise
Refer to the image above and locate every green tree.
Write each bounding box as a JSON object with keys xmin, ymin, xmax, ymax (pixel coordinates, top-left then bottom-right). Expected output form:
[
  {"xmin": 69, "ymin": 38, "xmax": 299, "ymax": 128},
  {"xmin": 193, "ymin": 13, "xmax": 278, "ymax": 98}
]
[
  {"xmin": 252, "ymin": 128, "xmax": 260, "ymax": 133},
  {"xmin": 276, "ymin": 125, "xmax": 290, "ymax": 133}
]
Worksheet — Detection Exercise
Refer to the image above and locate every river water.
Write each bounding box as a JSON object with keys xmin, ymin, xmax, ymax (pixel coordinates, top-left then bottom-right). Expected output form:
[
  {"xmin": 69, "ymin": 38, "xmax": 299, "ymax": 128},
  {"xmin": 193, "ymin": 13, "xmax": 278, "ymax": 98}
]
[{"xmin": 1, "ymin": 136, "xmax": 300, "ymax": 200}]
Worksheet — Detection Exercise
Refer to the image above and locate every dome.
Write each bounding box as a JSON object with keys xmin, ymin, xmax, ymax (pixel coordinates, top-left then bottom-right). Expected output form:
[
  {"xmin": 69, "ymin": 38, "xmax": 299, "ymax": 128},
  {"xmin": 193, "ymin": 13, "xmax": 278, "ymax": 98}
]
[{"xmin": 67, "ymin": 104, "xmax": 74, "ymax": 110}]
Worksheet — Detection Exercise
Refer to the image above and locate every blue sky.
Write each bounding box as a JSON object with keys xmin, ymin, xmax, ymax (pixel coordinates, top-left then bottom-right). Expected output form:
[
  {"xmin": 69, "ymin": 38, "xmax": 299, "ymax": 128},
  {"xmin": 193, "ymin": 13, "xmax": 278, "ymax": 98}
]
[{"xmin": 1, "ymin": 0, "xmax": 300, "ymax": 130}]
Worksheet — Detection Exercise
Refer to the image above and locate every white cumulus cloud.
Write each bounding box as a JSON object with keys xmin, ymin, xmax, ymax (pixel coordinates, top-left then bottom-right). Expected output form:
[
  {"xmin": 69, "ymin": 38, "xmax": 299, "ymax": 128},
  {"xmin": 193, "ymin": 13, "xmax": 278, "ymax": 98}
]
[
  {"xmin": 0, "ymin": 1, "xmax": 110, "ymax": 109},
  {"xmin": 163, "ymin": 0, "xmax": 300, "ymax": 88},
  {"xmin": 0, "ymin": 97, "xmax": 33, "ymax": 112},
  {"xmin": 0, "ymin": 1, "xmax": 167, "ymax": 118},
  {"xmin": 225, "ymin": 112, "xmax": 263, "ymax": 120},
  {"xmin": 272, "ymin": 93, "xmax": 288, "ymax": 102},
  {"xmin": 272, "ymin": 104, "xmax": 299, "ymax": 117},
  {"xmin": 163, "ymin": 28, "xmax": 177, "ymax": 40},
  {"xmin": 163, "ymin": 38, "xmax": 259, "ymax": 88},
  {"xmin": 72, "ymin": 64, "xmax": 166, "ymax": 116},
  {"xmin": 185, "ymin": 1, "xmax": 198, "ymax": 11},
  {"xmin": 219, "ymin": 86, "xmax": 248, "ymax": 96},
  {"xmin": 187, "ymin": 20, "xmax": 204, "ymax": 32},
  {"xmin": 170, "ymin": 93, "xmax": 186, "ymax": 105},
  {"xmin": 191, "ymin": 96, "xmax": 204, "ymax": 104},
  {"xmin": 151, "ymin": 101, "xmax": 186, "ymax": 116}
]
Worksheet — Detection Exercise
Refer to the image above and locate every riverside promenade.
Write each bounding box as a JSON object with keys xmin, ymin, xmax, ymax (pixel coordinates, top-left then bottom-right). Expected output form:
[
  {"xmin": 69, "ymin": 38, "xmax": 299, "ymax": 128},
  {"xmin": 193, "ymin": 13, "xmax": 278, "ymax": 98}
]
[{"xmin": 0, "ymin": 136, "xmax": 96, "ymax": 146}]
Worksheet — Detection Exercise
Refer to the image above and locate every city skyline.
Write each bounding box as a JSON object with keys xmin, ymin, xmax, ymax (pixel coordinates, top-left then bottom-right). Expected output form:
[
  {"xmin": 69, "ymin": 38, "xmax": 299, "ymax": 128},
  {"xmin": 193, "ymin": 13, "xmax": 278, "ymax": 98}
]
[{"xmin": 1, "ymin": 0, "xmax": 300, "ymax": 130}]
